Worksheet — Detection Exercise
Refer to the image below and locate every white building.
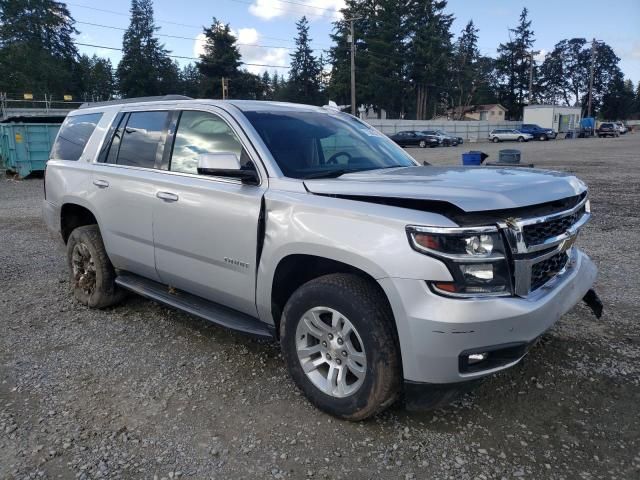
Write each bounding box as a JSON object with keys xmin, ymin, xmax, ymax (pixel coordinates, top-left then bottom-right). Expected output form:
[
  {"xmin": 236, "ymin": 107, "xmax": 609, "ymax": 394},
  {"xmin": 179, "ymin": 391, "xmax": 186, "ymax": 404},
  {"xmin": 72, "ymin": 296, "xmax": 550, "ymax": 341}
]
[{"xmin": 523, "ymin": 105, "xmax": 582, "ymax": 132}]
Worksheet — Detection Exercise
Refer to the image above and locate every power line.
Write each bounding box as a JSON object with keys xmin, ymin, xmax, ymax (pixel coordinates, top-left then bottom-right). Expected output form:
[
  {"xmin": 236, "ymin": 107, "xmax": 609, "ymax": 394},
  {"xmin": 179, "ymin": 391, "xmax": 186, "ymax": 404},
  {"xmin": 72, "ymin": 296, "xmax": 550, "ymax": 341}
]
[
  {"xmin": 75, "ymin": 21, "xmax": 303, "ymax": 51},
  {"xmin": 74, "ymin": 42, "xmax": 290, "ymax": 69}
]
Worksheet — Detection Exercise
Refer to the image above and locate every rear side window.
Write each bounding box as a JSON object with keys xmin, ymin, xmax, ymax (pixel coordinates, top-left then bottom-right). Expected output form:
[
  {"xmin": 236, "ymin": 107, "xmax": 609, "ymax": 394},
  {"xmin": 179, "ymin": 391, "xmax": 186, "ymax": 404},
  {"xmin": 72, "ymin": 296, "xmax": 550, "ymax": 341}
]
[
  {"xmin": 110, "ymin": 111, "xmax": 170, "ymax": 169},
  {"xmin": 50, "ymin": 113, "xmax": 102, "ymax": 161}
]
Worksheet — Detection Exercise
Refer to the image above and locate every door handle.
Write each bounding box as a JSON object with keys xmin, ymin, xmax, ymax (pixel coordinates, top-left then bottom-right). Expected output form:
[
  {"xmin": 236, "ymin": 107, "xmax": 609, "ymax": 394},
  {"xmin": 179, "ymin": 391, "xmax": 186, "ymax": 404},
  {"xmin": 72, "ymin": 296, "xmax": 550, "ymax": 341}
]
[
  {"xmin": 93, "ymin": 179, "xmax": 109, "ymax": 188},
  {"xmin": 156, "ymin": 191, "xmax": 179, "ymax": 202}
]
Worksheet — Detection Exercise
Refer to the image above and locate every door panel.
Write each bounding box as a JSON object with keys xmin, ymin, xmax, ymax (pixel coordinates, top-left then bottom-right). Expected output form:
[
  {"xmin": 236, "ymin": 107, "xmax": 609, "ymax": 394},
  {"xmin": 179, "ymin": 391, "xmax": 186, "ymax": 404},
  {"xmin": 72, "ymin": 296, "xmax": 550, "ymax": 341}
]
[
  {"xmin": 152, "ymin": 109, "xmax": 265, "ymax": 316},
  {"xmin": 90, "ymin": 165, "xmax": 163, "ymax": 281},
  {"xmin": 152, "ymin": 174, "xmax": 264, "ymax": 315}
]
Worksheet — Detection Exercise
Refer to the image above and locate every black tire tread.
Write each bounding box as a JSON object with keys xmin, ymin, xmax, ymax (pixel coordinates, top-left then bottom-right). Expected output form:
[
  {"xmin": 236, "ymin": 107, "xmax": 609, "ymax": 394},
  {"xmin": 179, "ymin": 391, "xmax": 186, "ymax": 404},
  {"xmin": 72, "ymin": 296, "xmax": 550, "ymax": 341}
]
[
  {"xmin": 67, "ymin": 225, "xmax": 124, "ymax": 309},
  {"xmin": 280, "ymin": 273, "xmax": 401, "ymax": 421}
]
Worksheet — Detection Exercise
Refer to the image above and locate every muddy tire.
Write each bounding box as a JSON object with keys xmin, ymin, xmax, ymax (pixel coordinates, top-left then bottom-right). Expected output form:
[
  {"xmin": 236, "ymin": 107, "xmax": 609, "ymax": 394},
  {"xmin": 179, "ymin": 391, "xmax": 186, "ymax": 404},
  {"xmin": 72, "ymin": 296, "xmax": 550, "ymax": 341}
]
[
  {"xmin": 280, "ymin": 274, "xmax": 401, "ymax": 421},
  {"xmin": 66, "ymin": 225, "xmax": 124, "ymax": 308}
]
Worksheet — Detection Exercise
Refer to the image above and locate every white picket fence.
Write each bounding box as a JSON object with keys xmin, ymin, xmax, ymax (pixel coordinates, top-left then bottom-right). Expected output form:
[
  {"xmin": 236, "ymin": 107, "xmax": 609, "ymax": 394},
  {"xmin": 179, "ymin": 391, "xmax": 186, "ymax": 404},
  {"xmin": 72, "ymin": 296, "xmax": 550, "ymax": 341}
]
[{"xmin": 364, "ymin": 119, "xmax": 523, "ymax": 142}]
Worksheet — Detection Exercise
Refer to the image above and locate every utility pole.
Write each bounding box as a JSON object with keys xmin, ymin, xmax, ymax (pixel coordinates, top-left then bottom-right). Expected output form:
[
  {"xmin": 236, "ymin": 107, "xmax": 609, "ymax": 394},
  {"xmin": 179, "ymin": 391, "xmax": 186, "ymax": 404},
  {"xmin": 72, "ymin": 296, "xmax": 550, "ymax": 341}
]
[
  {"xmin": 587, "ymin": 38, "xmax": 598, "ymax": 118},
  {"xmin": 221, "ymin": 77, "xmax": 229, "ymax": 100},
  {"xmin": 346, "ymin": 17, "xmax": 362, "ymax": 116},
  {"xmin": 527, "ymin": 50, "xmax": 540, "ymax": 105}
]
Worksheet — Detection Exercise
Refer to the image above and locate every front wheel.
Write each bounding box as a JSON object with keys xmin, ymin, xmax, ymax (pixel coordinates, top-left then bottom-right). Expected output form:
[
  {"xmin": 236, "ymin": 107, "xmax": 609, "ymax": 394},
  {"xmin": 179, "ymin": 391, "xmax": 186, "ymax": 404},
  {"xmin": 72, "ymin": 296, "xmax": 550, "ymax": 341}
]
[
  {"xmin": 492, "ymin": 137, "xmax": 499, "ymax": 143},
  {"xmin": 539, "ymin": 134, "xmax": 547, "ymax": 141},
  {"xmin": 517, "ymin": 136, "xmax": 525, "ymax": 142},
  {"xmin": 67, "ymin": 225, "xmax": 124, "ymax": 308},
  {"xmin": 419, "ymin": 140, "xmax": 427, "ymax": 148},
  {"xmin": 280, "ymin": 274, "xmax": 401, "ymax": 420}
]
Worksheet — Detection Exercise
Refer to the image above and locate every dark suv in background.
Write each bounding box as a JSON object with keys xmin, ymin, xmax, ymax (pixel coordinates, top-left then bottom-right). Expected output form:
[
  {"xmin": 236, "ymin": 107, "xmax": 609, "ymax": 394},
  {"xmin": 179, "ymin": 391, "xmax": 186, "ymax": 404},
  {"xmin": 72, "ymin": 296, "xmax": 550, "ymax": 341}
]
[
  {"xmin": 596, "ymin": 123, "xmax": 619, "ymax": 138},
  {"xmin": 519, "ymin": 124, "xmax": 557, "ymax": 141}
]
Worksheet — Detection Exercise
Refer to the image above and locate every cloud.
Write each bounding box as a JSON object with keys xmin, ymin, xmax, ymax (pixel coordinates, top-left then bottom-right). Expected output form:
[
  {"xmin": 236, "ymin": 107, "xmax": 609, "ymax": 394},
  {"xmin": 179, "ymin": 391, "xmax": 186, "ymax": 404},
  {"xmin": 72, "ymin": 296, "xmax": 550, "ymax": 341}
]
[
  {"xmin": 248, "ymin": 0, "xmax": 344, "ymax": 21},
  {"xmin": 192, "ymin": 27, "xmax": 289, "ymax": 75},
  {"xmin": 534, "ymin": 49, "xmax": 547, "ymax": 63}
]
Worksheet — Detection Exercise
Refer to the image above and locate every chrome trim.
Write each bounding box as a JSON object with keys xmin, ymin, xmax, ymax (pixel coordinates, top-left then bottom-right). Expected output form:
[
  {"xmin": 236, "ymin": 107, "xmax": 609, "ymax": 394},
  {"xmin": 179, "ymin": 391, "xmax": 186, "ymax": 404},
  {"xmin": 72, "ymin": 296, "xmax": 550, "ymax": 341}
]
[
  {"xmin": 512, "ymin": 196, "xmax": 588, "ymax": 228},
  {"xmin": 429, "ymin": 283, "xmax": 511, "ymax": 299},
  {"xmin": 407, "ymin": 225, "xmax": 498, "ymax": 235}
]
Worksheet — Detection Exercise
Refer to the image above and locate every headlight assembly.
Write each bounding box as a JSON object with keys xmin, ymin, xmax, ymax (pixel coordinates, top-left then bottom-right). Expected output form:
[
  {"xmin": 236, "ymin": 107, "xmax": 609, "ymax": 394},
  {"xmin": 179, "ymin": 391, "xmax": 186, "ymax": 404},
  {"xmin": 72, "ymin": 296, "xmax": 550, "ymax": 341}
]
[{"xmin": 407, "ymin": 225, "xmax": 512, "ymax": 297}]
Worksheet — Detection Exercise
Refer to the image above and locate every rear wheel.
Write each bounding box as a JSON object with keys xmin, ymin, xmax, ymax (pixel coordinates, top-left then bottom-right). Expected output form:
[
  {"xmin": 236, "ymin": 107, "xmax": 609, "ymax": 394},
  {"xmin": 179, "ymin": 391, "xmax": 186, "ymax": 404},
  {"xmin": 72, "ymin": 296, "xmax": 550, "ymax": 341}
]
[
  {"xmin": 280, "ymin": 274, "xmax": 401, "ymax": 420},
  {"xmin": 67, "ymin": 225, "xmax": 124, "ymax": 308}
]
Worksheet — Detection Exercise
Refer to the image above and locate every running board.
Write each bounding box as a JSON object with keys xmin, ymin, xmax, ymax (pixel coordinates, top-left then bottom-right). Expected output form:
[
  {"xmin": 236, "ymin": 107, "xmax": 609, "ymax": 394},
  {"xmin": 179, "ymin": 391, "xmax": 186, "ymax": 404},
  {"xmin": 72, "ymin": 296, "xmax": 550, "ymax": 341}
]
[{"xmin": 115, "ymin": 273, "xmax": 274, "ymax": 339}]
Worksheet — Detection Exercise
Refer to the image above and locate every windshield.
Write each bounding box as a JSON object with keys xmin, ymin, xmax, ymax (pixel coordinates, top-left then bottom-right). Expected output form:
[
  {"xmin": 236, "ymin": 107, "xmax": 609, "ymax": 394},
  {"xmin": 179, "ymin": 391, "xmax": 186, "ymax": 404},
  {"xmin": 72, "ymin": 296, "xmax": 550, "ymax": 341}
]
[{"xmin": 243, "ymin": 110, "xmax": 416, "ymax": 179}]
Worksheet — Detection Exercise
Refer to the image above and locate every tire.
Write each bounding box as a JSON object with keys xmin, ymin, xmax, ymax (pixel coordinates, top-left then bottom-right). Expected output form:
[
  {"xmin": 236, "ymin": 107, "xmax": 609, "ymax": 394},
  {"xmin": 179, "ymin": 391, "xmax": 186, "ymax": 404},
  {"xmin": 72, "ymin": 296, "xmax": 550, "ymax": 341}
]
[
  {"xmin": 419, "ymin": 140, "xmax": 427, "ymax": 148},
  {"xmin": 66, "ymin": 225, "xmax": 124, "ymax": 308},
  {"xmin": 540, "ymin": 134, "xmax": 547, "ymax": 141},
  {"xmin": 492, "ymin": 137, "xmax": 499, "ymax": 143},
  {"xmin": 280, "ymin": 274, "xmax": 401, "ymax": 421},
  {"xmin": 517, "ymin": 136, "xmax": 525, "ymax": 142}
]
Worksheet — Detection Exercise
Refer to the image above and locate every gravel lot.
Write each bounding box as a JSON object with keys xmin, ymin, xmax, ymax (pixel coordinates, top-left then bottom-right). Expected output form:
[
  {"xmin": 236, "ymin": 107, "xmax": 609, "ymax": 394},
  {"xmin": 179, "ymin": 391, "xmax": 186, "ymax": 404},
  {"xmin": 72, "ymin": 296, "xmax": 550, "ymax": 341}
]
[{"xmin": 1, "ymin": 134, "xmax": 639, "ymax": 479}]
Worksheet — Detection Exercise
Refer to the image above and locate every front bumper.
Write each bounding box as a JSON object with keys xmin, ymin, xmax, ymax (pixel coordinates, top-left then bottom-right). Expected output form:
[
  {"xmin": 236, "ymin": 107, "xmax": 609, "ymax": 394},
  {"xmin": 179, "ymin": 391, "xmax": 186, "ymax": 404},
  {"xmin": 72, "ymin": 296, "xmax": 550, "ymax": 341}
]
[{"xmin": 380, "ymin": 249, "xmax": 597, "ymax": 384}]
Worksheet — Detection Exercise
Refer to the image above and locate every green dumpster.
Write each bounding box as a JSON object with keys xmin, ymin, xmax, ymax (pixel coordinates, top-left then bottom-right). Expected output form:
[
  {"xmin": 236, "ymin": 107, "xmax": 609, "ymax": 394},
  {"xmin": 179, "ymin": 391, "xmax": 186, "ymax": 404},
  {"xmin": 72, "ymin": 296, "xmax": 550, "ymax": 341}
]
[{"xmin": 0, "ymin": 122, "xmax": 61, "ymax": 177}]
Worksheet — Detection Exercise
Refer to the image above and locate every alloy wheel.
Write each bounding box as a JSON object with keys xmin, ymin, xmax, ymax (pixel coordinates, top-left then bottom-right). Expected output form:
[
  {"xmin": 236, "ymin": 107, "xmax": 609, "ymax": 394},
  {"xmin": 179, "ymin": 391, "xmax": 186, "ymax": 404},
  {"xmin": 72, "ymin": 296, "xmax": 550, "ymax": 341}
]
[{"xmin": 295, "ymin": 307, "xmax": 367, "ymax": 398}]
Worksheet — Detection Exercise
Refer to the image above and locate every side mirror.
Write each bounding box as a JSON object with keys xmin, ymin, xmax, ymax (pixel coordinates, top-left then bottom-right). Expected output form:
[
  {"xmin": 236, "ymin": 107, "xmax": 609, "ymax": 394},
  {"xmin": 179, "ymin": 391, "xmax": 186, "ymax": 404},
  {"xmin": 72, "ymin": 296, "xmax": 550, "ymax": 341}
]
[{"xmin": 196, "ymin": 152, "xmax": 259, "ymax": 185}]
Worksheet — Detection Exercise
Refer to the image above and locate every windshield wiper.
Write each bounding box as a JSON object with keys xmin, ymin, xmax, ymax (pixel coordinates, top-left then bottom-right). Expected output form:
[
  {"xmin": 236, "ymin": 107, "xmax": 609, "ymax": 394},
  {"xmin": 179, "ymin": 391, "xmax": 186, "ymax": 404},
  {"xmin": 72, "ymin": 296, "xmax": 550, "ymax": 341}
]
[{"xmin": 303, "ymin": 169, "xmax": 355, "ymax": 179}]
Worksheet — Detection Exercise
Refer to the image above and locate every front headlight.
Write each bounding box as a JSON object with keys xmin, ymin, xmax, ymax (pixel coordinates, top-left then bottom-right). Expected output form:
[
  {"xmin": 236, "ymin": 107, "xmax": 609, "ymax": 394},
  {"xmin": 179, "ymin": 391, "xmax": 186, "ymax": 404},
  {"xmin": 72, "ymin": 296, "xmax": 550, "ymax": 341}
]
[{"xmin": 407, "ymin": 226, "xmax": 512, "ymax": 297}]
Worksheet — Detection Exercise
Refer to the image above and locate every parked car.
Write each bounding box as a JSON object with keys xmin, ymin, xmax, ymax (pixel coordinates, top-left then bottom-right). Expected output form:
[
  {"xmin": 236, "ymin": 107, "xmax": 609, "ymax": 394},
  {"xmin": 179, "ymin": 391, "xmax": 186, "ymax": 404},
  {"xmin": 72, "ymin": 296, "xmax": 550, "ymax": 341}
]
[
  {"xmin": 596, "ymin": 123, "xmax": 619, "ymax": 138},
  {"xmin": 420, "ymin": 130, "xmax": 459, "ymax": 146},
  {"xmin": 489, "ymin": 129, "xmax": 534, "ymax": 143},
  {"xmin": 43, "ymin": 97, "xmax": 600, "ymax": 420},
  {"xmin": 518, "ymin": 124, "xmax": 557, "ymax": 141},
  {"xmin": 389, "ymin": 130, "xmax": 438, "ymax": 148},
  {"xmin": 615, "ymin": 122, "xmax": 627, "ymax": 135}
]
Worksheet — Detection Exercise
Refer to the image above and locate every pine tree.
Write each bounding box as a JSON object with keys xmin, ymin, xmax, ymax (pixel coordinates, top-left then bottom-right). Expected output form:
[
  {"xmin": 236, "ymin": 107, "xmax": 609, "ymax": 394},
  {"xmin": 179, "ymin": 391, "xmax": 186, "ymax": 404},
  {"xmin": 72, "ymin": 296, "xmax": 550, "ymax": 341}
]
[
  {"xmin": 180, "ymin": 63, "xmax": 201, "ymax": 98},
  {"xmin": 116, "ymin": 0, "xmax": 177, "ymax": 97},
  {"xmin": 197, "ymin": 17, "xmax": 242, "ymax": 98},
  {"xmin": 406, "ymin": 0, "xmax": 454, "ymax": 119},
  {"xmin": 451, "ymin": 20, "xmax": 480, "ymax": 117},
  {"xmin": 495, "ymin": 8, "xmax": 535, "ymax": 119},
  {"xmin": 286, "ymin": 16, "xmax": 323, "ymax": 104},
  {"xmin": 261, "ymin": 71, "xmax": 272, "ymax": 100},
  {"xmin": 0, "ymin": 0, "xmax": 78, "ymax": 97}
]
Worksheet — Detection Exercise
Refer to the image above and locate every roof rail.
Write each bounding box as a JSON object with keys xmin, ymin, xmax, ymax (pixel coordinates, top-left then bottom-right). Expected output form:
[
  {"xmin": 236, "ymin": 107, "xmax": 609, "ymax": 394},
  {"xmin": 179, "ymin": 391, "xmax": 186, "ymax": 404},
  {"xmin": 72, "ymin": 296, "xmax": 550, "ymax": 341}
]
[{"xmin": 79, "ymin": 95, "xmax": 193, "ymax": 109}]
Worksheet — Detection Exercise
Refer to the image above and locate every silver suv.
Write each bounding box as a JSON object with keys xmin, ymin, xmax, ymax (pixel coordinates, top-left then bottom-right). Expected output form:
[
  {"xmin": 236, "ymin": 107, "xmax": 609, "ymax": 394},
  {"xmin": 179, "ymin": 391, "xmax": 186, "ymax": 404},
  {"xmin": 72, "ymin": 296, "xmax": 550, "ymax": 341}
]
[{"xmin": 43, "ymin": 97, "xmax": 600, "ymax": 420}]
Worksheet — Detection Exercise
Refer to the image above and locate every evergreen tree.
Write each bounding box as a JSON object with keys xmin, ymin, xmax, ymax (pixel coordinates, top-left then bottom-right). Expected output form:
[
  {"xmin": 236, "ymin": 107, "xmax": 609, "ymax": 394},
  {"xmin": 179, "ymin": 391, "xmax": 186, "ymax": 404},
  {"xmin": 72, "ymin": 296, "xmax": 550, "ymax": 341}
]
[
  {"xmin": 406, "ymin": 0, "xmax": 454, "ymax": 119},
  {"xmin": 197, "ymin": 17, "xmax": 243, "ymax": 98},
  {"xmin": 76, "ymin": 54, "xmax": 114, "ymax": 101},
  {"xmin": 286, "ymin": 16, "xmax": 323, "ymax": 104},
  {"xmin": 539, "ymin": 38, "xmax": 590, "ymax": 106},
  {"xmin": 600, "ymin": 74, "xmax": 635, "ymax": 120},
  {"xmin": 0, "ymin": 0, "xmax": 78, "ymax": 97},
  {"xmin": 495, "ymin": 8, "xmax": 535, "ymax": 119},
  {"xmin": 361, "ymin": 0, "xmax": 407, "ymax": 117},
  {"xmin": 260, "ymin": 71, "xmax": 272, "ymax": 100},
  {"xmin": 451, "ymin": 20, "xmax": 480, "ymax": 117},
  {"xmin": 179, "ymin": 63, "xmax": 201, "ymax": 98},
  {"xmin": 116, "ymin": 0, "xmax": 178, "ymax": 97}
]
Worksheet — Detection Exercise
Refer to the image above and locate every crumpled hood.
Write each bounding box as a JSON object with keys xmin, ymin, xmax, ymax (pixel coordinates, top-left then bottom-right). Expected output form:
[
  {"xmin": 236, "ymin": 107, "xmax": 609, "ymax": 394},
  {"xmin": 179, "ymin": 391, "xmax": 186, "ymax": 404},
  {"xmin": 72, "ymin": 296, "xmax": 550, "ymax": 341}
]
[{"xmin": 304, "ymin": 166, "xmax": 587, "ymax": 212}]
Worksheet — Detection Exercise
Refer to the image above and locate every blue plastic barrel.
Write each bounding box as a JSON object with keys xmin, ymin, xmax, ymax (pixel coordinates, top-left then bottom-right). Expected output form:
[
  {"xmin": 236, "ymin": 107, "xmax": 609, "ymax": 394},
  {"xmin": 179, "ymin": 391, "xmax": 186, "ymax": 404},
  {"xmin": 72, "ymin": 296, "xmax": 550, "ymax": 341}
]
[{"xmin": 462, "ymin": 151, "xmax": 483, "ymax": 166}]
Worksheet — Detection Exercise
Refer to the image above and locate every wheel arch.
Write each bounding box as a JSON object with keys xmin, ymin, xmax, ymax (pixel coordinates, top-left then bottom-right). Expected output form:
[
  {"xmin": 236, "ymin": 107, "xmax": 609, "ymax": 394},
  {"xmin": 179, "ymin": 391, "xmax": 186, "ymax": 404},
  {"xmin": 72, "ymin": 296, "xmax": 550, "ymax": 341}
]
[
  {"xmin": 60, "ymin": 202, "xmax": 99, "ymax": 244},
  {"xmin": 267, "ymin": 254, "xmax": 397, "ymax": 342}
]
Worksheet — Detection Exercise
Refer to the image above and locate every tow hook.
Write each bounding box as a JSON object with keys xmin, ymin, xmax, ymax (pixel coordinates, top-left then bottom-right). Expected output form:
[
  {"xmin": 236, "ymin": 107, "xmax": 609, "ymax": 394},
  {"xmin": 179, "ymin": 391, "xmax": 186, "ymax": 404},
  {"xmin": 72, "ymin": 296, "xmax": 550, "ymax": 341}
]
[{"xmin": 583, "ymin": 289, "xmax": 604, "ymax": 319}]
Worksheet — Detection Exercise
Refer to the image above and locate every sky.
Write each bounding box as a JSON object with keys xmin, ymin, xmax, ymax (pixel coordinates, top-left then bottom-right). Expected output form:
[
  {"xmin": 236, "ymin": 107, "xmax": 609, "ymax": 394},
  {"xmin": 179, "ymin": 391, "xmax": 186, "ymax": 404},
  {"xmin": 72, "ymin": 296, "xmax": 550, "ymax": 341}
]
[{"xmin": 71, "ymin": 0, "xmax": 640, "ymax": 83}]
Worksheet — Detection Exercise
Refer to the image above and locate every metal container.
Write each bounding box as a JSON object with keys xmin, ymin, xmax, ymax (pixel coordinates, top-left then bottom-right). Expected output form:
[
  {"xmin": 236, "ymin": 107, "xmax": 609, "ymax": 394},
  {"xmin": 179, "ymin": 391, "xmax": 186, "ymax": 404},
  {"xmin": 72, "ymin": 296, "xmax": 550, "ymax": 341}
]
[
  {"xmin": 498, "ymin": 149, "xmax": 521, "ymax": 164},
  {"xmin": 0, "ymin": 123, "xmax": 60, "ymax": 177}
]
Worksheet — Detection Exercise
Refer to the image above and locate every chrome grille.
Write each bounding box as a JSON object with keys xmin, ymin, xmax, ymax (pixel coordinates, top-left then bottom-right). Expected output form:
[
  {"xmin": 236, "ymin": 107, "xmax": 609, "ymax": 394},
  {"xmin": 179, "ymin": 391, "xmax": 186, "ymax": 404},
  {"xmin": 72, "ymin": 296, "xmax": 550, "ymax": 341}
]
[
  {"xmin": 500, "ymin": 197, "xmax": 590, "ymax": 296},
  {"xmin": 522, "ymin": 206, "xmax": 586, "ymax": 246},
  {"xmin": 530, "ymin": 252, "xmax": 569, "ymax": 290}
]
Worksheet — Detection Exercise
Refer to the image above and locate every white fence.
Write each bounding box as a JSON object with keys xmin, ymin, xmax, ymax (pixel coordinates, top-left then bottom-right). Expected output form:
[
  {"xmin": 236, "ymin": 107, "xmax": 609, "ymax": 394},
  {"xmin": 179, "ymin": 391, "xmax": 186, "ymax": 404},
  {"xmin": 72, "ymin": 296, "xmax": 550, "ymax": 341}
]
[{"xmin": 364, "ymin": 119, "xmax": 523, "ymax": 142}]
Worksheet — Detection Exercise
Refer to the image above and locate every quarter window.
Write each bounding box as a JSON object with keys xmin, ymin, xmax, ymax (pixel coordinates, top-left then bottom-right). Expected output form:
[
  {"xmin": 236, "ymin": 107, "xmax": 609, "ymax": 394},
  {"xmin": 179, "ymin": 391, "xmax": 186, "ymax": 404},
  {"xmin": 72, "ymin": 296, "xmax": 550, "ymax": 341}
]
[
  {"xmin": 50, "ymin": 113, "xmax": 102, "ymax": 161},
  {"xmin": 114, "ymin": 111, "xmax": 169, "ymax": 169},
  {"xmin": 170, "ymin": 111, "xmax": 244, "ymax": 175}
]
